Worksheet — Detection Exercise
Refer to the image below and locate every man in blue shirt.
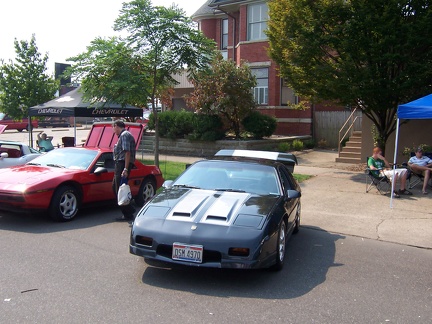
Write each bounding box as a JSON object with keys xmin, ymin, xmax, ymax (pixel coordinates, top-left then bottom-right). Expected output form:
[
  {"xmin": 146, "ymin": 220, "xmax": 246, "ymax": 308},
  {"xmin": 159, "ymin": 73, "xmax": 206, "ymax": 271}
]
[{"xmin": 112, "ymin": 120, "xmax": 136, "ymax": 222}]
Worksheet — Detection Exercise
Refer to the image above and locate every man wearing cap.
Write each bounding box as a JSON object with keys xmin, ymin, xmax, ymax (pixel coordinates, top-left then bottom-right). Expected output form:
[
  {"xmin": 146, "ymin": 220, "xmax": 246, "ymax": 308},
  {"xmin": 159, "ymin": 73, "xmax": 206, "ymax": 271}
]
[
  {"xmin": 408, "ymin": 147, "xmax": 432, "ymax": 194},
  {"xmin": 112, "ymin": 120, "xmax": 136, "ymax": 221}
]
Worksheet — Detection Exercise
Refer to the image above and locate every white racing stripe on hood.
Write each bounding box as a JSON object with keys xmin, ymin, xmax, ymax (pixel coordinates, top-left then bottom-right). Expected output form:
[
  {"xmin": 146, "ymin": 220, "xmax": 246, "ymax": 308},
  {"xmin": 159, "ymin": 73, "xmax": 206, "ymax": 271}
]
[
  {"xmin": 166, "ymin": 190, "xmax": 251, "ymax": 226},
  {"xmin": 167, "ymin": 190, "xmax": 212, "ymax": 221}
]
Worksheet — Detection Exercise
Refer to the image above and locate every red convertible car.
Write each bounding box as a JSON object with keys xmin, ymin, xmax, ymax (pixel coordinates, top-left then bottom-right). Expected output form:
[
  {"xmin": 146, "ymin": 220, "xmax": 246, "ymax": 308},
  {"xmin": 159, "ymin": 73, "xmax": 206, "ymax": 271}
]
[{"xmin": 0, "ymin": 122, "xmax": 164, "ymax": 221}]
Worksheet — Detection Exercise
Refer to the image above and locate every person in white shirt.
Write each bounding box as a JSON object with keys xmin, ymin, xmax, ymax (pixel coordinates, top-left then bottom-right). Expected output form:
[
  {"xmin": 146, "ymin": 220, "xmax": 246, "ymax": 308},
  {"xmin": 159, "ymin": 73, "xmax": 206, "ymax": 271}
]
[{"xmin": 408, "ymin": 147, "xmax": 432, "ymax": 194}]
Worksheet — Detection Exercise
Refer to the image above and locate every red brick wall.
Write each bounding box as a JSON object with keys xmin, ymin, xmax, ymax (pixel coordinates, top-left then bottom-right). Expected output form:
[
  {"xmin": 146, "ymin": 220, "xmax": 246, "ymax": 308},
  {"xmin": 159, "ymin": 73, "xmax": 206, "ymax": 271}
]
[
  {"xmin": 200, "ymin": 19, "xmax": 218, "ymax": 42},
  {"xmin": 239, "ymin": 5, "xmax": 247, "ymax": 42},
  {"xmin": 259, "ymin": 107, "xmax": 313, "ymax": 136},
  {"xmin": 196, "ymin": 3, "xmax": 345, "ymax": 137}
]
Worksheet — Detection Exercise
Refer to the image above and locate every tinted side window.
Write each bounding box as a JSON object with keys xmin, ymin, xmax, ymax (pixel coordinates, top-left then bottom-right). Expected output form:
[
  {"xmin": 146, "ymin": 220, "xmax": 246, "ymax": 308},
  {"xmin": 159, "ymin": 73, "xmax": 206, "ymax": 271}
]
[{"xmin": 278, "ymin": 166, "xmax": 296, "ymax": 191}]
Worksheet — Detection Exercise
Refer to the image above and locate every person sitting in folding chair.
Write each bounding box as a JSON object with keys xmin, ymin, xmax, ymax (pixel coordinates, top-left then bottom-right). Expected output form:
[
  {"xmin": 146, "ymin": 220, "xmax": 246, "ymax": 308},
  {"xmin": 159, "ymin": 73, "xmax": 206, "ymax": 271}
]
[
  {"xmin": 367, "ymin": 147, "xmax": 411, "ymax": 198},
  {"xmin": 408, "ymin": 147, "xmax": 432, "ymax": 195}
]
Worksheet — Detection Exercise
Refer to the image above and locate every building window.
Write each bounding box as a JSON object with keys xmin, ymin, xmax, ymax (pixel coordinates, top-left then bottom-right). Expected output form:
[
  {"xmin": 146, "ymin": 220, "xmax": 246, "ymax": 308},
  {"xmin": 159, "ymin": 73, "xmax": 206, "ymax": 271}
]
[
  {"xmin": 251, "ymin": 68, "xmax": 268, "ymax": 105},
  {"xmin": 248, "ymin": 2, "xmax": 268, "ymax": 41},
  {"xmin": 221, "ymin": 19, "xmax": 228, "ymax": 50},
  {"xmin": 281, "ymin": 79, "xmax": 299, "ymax": 105}
]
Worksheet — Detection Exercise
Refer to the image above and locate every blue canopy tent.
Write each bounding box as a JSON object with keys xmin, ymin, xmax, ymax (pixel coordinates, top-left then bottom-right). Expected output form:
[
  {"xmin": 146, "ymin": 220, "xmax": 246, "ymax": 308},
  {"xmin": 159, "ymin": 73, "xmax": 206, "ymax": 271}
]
[{"xmin": 391, "ymin": 93, "xmax": 432, "ymax": 206}]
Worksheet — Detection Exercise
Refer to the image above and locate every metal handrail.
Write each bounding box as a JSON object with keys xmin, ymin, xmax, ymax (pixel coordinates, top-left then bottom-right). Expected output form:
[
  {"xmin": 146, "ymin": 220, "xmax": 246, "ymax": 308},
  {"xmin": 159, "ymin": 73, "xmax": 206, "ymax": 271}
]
[{"xmin": 338, "ymin": 108, "xmax": 361, "ymax": 155}]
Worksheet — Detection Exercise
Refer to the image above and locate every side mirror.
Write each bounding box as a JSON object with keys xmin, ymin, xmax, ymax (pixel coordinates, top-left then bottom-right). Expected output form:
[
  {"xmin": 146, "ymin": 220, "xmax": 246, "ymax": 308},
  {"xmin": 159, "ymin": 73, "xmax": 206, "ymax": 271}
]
[
  {"xmin": 162, "ymin": 180, "xmax": 174, "ymax": 189},
  {"xmin": 0, "ymin": 152, "xmax": 9, "ymax": 159},
  {"xmin": 286, "ymin": 189, "xmax": 301, "ymax": 199},
  {"xmin": 94, "ymin": 166, "xmax": 108, "ymax": 175}
]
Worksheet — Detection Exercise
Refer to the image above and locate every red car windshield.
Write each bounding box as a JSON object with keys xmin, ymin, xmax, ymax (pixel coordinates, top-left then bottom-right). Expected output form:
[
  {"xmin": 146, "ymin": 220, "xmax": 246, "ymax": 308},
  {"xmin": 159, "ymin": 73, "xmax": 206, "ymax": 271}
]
[{"xmin": 27, "ymin": 148, "xmax": 98, "ymax": 170}]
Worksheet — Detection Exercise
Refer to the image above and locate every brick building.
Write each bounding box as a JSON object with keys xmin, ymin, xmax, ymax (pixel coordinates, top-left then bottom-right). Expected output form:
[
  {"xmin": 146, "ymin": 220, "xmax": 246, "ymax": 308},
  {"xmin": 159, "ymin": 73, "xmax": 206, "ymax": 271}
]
[{"xmin": 168, "ymin": 0, "xmax": 344, "ymax": 137}]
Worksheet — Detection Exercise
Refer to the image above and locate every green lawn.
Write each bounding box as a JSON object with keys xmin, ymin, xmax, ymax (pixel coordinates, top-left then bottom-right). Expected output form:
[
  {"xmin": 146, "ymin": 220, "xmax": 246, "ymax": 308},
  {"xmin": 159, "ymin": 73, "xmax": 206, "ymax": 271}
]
[{"xmin": 141, "ymin": 159, "xmax": 312, "ymax": 183}]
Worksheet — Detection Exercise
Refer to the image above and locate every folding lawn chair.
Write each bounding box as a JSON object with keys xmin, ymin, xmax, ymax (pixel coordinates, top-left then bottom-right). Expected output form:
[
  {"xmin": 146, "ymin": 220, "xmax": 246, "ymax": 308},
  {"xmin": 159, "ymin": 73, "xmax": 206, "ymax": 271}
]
[
  {"xmin": 365, "ymin": 157, "xmax": 391, "ymax": 195},
  {"xmin": 403, "ymin": 152, "xmax": 432, "ymax": 190}
]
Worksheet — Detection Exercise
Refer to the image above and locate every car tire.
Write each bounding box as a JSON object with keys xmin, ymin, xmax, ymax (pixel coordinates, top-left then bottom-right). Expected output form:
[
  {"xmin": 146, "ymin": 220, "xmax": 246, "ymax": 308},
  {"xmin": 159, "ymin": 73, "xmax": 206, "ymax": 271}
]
[
  {"xmin": 49, "ymin": 185, "xmax": 80, "ymax": 221},
  {"xmin": 271, "ymin": 219, "xmax": 287, "ymax": 271},
  {"xmin": 17, "ymin": 128, "xmax": 24, "ymax": 132},
  {"xmin": 135, "ymin": 178, "xmax": 156, "ymax": 207},
  {"xmin": 293, "ymin": 202, "xmax": 301, "ymax": 234}
]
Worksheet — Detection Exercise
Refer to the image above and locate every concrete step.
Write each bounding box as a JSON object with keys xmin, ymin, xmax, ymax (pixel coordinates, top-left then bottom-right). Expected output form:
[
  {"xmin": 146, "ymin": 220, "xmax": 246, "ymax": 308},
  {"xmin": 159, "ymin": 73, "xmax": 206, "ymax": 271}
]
[
  {"xmin": 341, "ymin": 147, "xmax": 361, "ymax": 153},
  {"xmin": 348, "ymin": 137, "xmax": 362, "ymax": 143},
  {"xmin": 337, "ymin": 131, "xmax": 362, "ymax": 163},
  {"xmin": 335, "ymin": 156, "xmax": 362, "ymax": 163},
  {"xmin": 339, "ymin": 151, "xmax": 361, "ymax": 159},
  {"xmin": 345, "ymin": 142, "xmax": 362, "ymax": 148}
]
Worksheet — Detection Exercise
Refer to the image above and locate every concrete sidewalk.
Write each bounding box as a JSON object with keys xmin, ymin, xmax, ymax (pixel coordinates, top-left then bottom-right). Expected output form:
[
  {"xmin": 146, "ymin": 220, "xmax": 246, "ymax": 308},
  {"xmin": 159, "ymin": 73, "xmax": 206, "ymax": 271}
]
[{"xmin": 156, "ymin": 149, "xmax": 432, "ymax": 250}]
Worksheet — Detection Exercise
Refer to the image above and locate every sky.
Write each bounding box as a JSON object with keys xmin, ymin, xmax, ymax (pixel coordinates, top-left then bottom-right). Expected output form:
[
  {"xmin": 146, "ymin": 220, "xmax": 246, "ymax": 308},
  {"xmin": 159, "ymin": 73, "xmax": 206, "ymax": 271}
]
[{"xmin": 0, "ymin": 0, "xmax": 206, "ymax": 74}]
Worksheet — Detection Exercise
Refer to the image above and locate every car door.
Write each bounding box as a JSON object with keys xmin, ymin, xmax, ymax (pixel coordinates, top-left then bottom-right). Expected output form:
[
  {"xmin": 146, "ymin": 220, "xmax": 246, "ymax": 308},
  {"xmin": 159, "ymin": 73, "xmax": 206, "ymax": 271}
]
[
  {"xmin": 81, "ymin": 152, "xmax": 116, "ymax": 203},
  {"xmin": 278, "ymin": 166, "xmax": 298, "ymax": 229}
]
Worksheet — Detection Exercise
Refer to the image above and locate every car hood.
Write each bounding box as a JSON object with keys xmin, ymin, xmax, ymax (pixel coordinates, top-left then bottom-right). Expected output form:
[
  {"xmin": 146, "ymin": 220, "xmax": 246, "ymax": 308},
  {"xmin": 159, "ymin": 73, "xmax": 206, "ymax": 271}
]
[
  {"xmin": 0, "ymin": 165, "xmax": 78, "ymax": 190},
  {"xmin": 138, "ymin": 188, "xmax": 280, "ymax": 228},
  {"xmin": 85, "ymin": 122, "xmax": 144, "ymax": 150}
]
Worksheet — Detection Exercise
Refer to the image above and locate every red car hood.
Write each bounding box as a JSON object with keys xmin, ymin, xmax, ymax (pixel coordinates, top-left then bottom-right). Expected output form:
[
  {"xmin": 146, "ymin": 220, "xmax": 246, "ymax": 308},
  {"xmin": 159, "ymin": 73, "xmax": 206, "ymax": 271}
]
[
  {"xmin": 0, "ymin": 165, "xmax": 79, "ymax": 191},
  {"xmin": 85, "ymin": 122, "xmax": 144, "ymax": 150}
]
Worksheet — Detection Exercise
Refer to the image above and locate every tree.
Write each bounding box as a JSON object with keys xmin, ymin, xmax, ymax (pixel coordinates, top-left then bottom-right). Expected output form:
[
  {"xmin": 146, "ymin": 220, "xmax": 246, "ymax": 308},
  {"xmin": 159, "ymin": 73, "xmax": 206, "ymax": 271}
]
[
  {"xmin": 66, "ymin": 37, "xmax": 152, "ymax": 107},
  {"xmin": 186, "ymin": 54, "xmax": 257, "ymax": 138},
  {"xmin": 113, "ymin": 0, "xmax": 216, "ymax": 166},
  {"xmin": 0, "ymin": 34, "xmax": 58, "ymax": 119},
  {"xmin": 267, "ymin": 0, "xmax": 432, "ymax": 153}
]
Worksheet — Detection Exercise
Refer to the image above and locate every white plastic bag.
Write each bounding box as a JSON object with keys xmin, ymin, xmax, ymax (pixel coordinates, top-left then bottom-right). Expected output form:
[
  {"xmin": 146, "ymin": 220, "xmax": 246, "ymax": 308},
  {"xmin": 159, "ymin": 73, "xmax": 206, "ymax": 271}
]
[{"xmin": 117, "ymin": 178, "xmax": 132, "ymax": 206}]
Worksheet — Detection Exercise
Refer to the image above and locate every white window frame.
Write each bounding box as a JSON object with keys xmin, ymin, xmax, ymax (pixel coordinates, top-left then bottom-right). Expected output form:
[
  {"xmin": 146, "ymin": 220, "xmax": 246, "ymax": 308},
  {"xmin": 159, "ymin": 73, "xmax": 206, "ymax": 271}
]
[
  {"xmin": 248, "ymin": 2, "xmax": 268, "ymax": 41},
  {"xmin": 221, "ymin": 18, "xmax": 228, "ymax": 50},
  {"xmin": 251, "ymin": 68, "xmax": 269, "ymax": 105}
]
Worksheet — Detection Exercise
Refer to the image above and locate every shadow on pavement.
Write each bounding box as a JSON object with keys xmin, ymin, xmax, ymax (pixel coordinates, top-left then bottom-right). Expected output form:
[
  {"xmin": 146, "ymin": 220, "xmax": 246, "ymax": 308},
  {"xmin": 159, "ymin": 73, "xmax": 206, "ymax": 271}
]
[
  {"xmin": 140, "ymin": 227, "xmax": 345, "ymax": 299},
  {"xmin": 0, "ymin": 203, "xmax": 128, "ymax": 233}
]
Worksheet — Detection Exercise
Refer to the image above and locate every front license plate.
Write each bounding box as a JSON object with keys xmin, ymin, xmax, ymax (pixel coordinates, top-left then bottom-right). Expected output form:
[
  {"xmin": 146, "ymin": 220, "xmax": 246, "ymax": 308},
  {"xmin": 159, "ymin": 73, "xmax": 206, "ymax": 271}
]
[{"xmin": 172, "ymin": 243, "xmax": 203, "ymax": 263}]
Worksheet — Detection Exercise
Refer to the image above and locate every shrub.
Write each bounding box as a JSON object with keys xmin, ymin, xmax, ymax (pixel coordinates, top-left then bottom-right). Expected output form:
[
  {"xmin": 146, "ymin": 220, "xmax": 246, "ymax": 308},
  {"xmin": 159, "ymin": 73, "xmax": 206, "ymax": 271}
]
[
  {"xmin": 402, "ymin": 143, "xmax": 432, "ymax": 156},
  {"xmin": 277, "ymin": 142, "xmax": 291, "ymax": 152},
  {"xmin": 304, "ymin": 139, "xmax": 316, "ymax": 149},
  {"xmin": 242, "ymin": 111, "xmax": 277, "ymax": 139},
  {"xmin": 188, "ymin": 114, "xmax": 225, "ymax": 141},
  {"xmin": 171, "ymin": 110, "xmax": 194, "ymax": 139},
  {"xmin": 149, "ymin": 110, "xmax": 194, "ymax": 139},
  {"xmin": 292, "ymin": 139, "xmax": 304, "ymax": 151}
]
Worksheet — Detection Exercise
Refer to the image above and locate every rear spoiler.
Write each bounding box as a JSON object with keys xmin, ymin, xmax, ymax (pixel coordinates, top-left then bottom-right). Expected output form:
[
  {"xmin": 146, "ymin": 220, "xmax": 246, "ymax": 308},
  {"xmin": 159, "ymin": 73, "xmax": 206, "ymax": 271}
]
[{"xmin": 214, "ymin": 149, "xmax": 298, "ymax": 172}]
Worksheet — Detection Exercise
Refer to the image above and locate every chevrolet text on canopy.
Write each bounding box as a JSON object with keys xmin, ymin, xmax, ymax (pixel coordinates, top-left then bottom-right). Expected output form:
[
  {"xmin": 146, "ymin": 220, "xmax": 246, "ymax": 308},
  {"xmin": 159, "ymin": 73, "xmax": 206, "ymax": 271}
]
[
  {"xmin": 28, "ymin": 87, "xmax": 142, "ymax": 146},
  {"xmin": 28, "ymin": 87, "xmax": 142, "ymax": 118}
]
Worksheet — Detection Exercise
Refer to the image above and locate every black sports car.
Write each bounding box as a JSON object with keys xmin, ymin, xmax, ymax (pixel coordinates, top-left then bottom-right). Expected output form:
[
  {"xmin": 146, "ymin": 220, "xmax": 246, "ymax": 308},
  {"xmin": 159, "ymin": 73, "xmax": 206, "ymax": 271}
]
[{"xmin": 130, "ymin": 150, "xmax": 301, "ymax": 270}]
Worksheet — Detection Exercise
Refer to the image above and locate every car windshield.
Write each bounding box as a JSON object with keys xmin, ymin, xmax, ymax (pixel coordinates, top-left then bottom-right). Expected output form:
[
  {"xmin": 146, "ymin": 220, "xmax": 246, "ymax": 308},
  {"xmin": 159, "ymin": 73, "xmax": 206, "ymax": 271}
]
[
  {"xmin": 173, "ymin": 160, "xmax": 280, "ymax": 195},
  {"xmin": 27, "ymin": 148, "xmax": 98, "ymax": 170}
]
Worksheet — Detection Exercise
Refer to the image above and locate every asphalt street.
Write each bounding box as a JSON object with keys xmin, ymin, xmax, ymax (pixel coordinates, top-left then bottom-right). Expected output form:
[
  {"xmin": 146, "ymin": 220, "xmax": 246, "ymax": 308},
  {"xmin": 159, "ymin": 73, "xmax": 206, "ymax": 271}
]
[
  {"xmin": 0, "ymin": 210, "xmax": 431, "ymax": 323},
  {"xmin": 1, "ymin": 126, "xmax": 431, "ymax": 323}
]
